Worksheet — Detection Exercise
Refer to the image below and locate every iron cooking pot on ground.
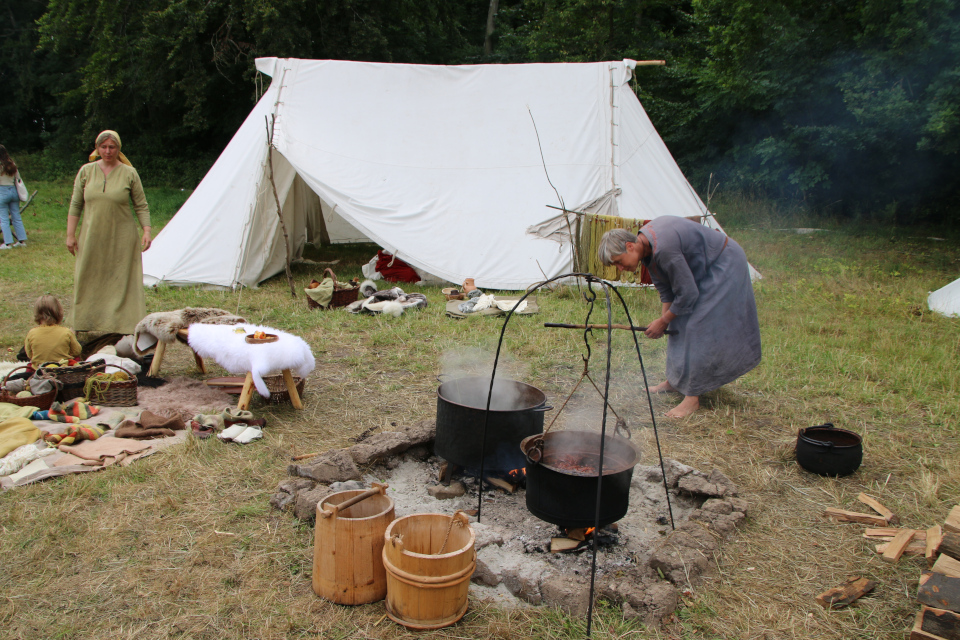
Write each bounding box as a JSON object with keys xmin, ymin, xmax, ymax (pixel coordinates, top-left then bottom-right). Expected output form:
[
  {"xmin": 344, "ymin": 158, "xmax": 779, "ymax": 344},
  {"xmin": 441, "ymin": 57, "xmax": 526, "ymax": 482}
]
[{"xmin": 435, "ymin": 377, "xmax": 551, "ymax": 471}]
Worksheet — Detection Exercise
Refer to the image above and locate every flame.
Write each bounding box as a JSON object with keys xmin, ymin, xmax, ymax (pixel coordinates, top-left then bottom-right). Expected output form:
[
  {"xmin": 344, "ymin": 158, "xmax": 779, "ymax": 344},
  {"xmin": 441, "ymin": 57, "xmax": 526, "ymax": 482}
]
[
  {"xmin": 506, "ymin": 468, "xmax": 526, "ymax": 481},
  {"xmin": 584, "ymin": 527, "xmax": 596, "ymax": 537}
]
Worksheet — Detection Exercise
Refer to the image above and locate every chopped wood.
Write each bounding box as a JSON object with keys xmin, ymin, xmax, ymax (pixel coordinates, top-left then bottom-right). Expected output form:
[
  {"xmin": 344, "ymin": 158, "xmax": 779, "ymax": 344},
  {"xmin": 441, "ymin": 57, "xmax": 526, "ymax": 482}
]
[
  {"xmin": 933, "ymin": 554, "xmax": 960, "ymax": 579},
  {"xmin": 936, "ymin": 532, "xmax": 960, "ymax": 563},
  {"xmin": 875, "ymin": 539, "xmax": 926, "ymax": 556},
  {"xmin": 485, "ymin": 477, "xmax": 517, "ymax": 494},
  {"xmin": 918, "ymin": 572, "xmax": 960, "ymax": 614},
  {"xmin": 824, "ymin": 507, "xmax": 889, "ymax": 526},
  {"xmin": 911, "ymin": 610, "xmax": 949, "ymax": 640},
  {"xmin": 883, "ymin": 529, "xmax": 917, "ymax": 563},
  {"xmin": 930, "ymin": 526, "xmax": 945, "ymax": 567},
  {"xmin": 865, "ymin": 527, "xmax": 926, "ymax": 540},
  {"xmin": 946, "ymin": 506, "xmax": 960, "ymax": 534},
  {"xmin": 550, "ymin": 537, "xmax": 581, "ymax": 553},
  {"xmin": 858, "ymin": 492, "xmax": 899, "ymax": 524},
  {"xmin": 566, "ymin": 528, "xmax": 586, "ymax": 541},
  {"xmin": 917, "ymin": 606, "xmax": 960, "ymax": 640},
  {"xmin": 816, "ymin": 576, "xmax": 877, "ymax": 609}
]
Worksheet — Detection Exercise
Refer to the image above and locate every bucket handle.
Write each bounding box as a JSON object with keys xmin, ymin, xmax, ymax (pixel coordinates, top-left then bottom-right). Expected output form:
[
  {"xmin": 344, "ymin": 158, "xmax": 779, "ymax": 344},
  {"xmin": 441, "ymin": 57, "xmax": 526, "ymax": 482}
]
[
  {"xmin": 319, "ymin": 482, "xmax": 388, "ymax": 519},
  {"xmin": 528, "ymin": 404, "xmax": 554, "ymax": 413},
  {"xmin": 797, "ymin": 423, "xmax": 837, "ymax": 449}
]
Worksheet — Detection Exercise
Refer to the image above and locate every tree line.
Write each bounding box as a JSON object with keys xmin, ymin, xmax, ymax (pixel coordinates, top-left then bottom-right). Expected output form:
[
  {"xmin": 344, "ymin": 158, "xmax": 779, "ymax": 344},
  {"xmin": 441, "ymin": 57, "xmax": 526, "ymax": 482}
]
[{"xmin": 2, "ymin": 0, "xmax": 958, "ymax": 223}]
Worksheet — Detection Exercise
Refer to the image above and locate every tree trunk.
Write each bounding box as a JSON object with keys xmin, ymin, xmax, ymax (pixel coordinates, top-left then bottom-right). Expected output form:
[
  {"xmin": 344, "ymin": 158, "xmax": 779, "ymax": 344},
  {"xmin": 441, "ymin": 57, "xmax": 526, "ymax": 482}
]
[{"xmin": 484, "ymin": 0, "xmax": 499, "ymax": 56}]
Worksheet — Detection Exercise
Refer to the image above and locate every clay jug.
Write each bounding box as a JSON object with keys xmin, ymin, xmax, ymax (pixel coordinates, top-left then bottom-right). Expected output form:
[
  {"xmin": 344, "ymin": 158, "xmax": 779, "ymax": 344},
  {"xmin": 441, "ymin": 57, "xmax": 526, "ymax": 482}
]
[{"xmin": 462, "ymin": 278, "xmax": 477, "ymax": 294}]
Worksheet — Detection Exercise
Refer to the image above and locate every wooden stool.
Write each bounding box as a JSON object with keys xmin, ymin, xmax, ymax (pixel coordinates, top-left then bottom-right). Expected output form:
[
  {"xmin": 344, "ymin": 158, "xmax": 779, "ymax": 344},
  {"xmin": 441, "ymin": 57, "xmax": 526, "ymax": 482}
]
[{"xmin": 148, "ymin": 328, "xmax": 206, "ymax": 377}]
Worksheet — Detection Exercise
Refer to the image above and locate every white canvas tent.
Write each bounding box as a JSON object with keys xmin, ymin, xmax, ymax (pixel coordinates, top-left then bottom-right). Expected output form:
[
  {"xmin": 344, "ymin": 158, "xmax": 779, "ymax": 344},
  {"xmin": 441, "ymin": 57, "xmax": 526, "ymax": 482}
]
[
  {"xmin": 144, "ymin": 57, "xmax": 739, "ymax": 290},
  {"xmin": 929, "ymin": 278, "xmax": 960, "ymax": 317}
]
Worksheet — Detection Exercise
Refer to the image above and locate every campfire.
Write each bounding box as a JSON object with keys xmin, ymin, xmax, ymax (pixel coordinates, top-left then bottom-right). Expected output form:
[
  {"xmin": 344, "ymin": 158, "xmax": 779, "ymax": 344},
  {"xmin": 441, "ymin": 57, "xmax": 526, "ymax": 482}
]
[{"xmin": 550, "ymin": 524, "xmax": 620, "ymax": 553}]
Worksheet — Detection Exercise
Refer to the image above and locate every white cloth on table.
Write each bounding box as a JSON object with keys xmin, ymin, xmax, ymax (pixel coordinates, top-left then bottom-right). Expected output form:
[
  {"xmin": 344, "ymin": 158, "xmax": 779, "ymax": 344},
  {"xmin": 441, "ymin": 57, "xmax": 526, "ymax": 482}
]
[{"xmin": 186, "ymin": 324, "xmax": 315, "ymax": 397}]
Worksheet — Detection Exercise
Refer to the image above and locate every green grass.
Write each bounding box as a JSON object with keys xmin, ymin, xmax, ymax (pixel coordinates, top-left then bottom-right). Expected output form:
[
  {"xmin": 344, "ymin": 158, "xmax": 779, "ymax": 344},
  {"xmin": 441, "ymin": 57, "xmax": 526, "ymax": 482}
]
[{"xmin": 0, "ymin": 183, "xmax": 958, "ymax": 639}]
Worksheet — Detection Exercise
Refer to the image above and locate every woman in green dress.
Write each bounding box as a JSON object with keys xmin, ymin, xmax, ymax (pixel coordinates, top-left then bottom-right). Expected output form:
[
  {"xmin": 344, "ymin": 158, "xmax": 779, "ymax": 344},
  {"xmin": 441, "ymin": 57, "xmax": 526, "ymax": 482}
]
[{"xmin": 65, "ymin": 130, "xmax": 152, "ymax": 334}]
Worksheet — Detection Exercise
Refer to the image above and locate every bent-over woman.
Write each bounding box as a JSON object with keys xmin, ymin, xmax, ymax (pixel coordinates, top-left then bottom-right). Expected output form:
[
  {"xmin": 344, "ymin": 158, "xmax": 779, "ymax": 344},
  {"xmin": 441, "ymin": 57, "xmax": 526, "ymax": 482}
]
[
  {"xmin": 66, "ymin": 130, "xmax": 152, "ymax": 334},
  {"xmin": 598, "ymin": 218, "xmax": 761, "ymax": 418}
]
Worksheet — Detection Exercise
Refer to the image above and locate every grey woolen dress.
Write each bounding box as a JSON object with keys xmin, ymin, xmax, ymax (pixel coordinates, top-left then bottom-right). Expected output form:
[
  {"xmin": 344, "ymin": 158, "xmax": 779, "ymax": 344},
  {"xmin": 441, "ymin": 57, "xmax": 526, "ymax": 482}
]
[{"xmin": 639, "ymin": 217, "xmax": 761, "ymax": 396}]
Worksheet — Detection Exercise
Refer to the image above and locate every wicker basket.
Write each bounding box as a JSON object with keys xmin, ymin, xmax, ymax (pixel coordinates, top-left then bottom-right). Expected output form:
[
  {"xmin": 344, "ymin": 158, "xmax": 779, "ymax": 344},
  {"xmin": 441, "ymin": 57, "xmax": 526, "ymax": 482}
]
[
  {"xmin": 307, "ymin": 268, "xmax": 360, "ymax": 310},
  {"xmin": 0, "ymin": 366, "xmax": 59, "ymax": 410},
  {"xmin": 262, "ymin": 374, "xmax": 306, "ymax": 404},
  {"xmin": 41, "ymin": 359, "xmax": 108, "ymax": 402},
  {"xmin": 83, "ymin": 364, "xmax": 138, "ymax": 407}
]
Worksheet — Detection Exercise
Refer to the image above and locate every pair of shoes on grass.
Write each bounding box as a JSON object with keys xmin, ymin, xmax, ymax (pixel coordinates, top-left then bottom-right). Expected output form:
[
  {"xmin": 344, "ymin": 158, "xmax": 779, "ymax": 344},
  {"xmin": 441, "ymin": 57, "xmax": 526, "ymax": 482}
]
[
  {"xmin": 222, "ymin": 407, "xmax": 267, "ymax": 429},
  {"xmin": 218, "ymin": 423, "xmax": 262, "ymax": 444},
  {"xmin": 189, "ymin": 420, "xmax": 215, "ymax": 439}
]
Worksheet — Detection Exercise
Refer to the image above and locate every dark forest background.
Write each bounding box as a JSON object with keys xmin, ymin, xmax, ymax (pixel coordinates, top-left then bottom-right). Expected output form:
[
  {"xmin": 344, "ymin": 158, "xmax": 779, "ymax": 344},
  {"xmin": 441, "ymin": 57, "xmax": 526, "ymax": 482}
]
[{"xmin": 2, "ymin": 0, "xmax": 959, "ymax": 224}]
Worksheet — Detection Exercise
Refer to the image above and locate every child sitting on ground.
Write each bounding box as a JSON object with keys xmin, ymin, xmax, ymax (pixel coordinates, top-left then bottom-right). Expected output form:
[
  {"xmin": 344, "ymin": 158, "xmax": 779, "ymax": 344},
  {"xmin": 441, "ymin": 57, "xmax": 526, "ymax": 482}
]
[{"xmin": 24, "ymin": 295, "xmax": 82, "ymax": 370}]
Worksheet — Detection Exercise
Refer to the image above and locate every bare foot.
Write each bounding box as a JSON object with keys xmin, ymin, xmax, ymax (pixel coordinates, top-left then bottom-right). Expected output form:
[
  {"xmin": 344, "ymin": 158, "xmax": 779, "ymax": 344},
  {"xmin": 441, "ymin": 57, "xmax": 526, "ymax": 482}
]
[
  {"xmin": 647, "ymin": 380, "xmax": 676, "ymax": 393},
  {"xmin": 664, "ymin": 395, "xmax": 699, "ymax": 418}
]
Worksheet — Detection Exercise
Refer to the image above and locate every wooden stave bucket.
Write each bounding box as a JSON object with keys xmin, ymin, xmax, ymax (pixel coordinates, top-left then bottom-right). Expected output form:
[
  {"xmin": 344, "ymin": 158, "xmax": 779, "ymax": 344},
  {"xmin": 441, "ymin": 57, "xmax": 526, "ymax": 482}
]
[
  {"xmin": 382, "ymin": 512, "xmax": 476, "ymax": 630},
  {"xmin": 313, "ymin": 487, "xmax": 395, "ymax": 605}
]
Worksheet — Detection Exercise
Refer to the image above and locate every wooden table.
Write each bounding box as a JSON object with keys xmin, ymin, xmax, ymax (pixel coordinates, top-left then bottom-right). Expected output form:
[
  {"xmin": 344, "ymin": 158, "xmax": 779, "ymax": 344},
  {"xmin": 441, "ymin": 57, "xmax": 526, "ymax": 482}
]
[{"xmin": 149, "ymin": 328, "xmax": 303, "ymax": 411}]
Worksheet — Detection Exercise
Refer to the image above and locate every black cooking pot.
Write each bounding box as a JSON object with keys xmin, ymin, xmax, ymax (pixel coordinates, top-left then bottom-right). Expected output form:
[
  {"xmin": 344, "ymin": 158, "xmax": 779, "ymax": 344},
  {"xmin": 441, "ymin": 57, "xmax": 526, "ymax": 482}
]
[
  {"xmin": 435, "ymin": 377, "xmax": 551, "ymax": 471},
  {"xmin": 521, "ymin": 431, "xmax": 641, "ymax": 529},
  {"xmin": 796, "ymin": 423, "xmax": 863, "ymax": 477}
]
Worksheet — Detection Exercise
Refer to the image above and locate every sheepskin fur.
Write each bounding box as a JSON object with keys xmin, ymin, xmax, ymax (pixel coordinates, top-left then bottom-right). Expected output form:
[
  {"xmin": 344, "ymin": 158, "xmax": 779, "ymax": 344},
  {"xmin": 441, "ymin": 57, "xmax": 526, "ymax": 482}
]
[
  {"xmin": 135, "ymin": 377, "xmax": 236, "ymax": 422},
  {"xmin": 187, "ymin": 324, "xmax": 315, "ymax": 397},
  {"xmin": 134, "ymin": 308, "xmax": 246, "ymax": 355},
  {"xmin": 345, "ymin": 287, "xmax": 428, "ymax": 315}
]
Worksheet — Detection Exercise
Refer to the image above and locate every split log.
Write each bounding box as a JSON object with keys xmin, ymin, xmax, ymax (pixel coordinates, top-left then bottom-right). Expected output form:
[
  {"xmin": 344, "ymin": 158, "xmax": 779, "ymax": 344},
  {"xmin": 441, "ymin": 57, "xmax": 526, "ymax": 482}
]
[
  {"xmin": 824, "ymin": 507, "xmax": 889, "ymax": 526},
  {"xmin": 485, "ymin": 477, "xmax": 517, "ymax": 494},
  {"xmin": 876, "ymin": 539, "xmax": 926, "ymax": 556},
  {"xmin": 865, "ymin": 527, "xmax": 926, "ymax": 540},
  {"xmin": 883, "ymin": 529, "xmax": 916, "ymax": 563},
  {"xmin": 815, "ymin": 576, "xmax": 877, "ymax": 609},
  {"xmin": 936, "ymin": 532, "xmax": 960, "ymax": 563},
  {"xmin": 566, "ymin": 528, "xmax": 586, "ymax": 542},
  {"xmin": 946, "ymin": 506, "xmax": 960, "ymax": 534},
  {"xmin": 858, "ymin": 492, "xmax": 899, "ymax": 524},
  {"xmin": 918, "ymin": 572, "xmax": 960, "ymax": 614},
  {"xmin": 916, "ymin": 606, "xmax": 960, "ymax": 640},
  {"xmin": 550, "ymin": 537, "xmax": 581, "ymax": 553},
  {"xmin": 911, "ymin": 610, "xmax": 950, "ymax": 640},
  {"xmin": 930, "ymin": 526, "xmax": 945, "ymax": 567},
  {"xmin": 933, "ymin": 554, "xmax": 960, "ymax": 579}
]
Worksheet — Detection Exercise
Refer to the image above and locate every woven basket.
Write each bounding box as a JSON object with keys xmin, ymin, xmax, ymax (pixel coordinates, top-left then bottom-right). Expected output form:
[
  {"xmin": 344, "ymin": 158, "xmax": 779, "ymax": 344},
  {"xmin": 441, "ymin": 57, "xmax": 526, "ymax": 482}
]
[
  {"xmin": 262, "ymin": 374, "xmax": 306, "ymax": 404},
  {"xmin": 0, "ymin": 366, "xmax": 59, "ymax": 410},
  {"xmin": 41, "ymin": 359, "xmax": 108, "ymax": 401},
  {"xmin": 84, "ymin": 364, "xmax": 138, "ymax": 407},
  {"xmin": 307, "ymin": 268, "xmax": 359, "ymax": 310}
]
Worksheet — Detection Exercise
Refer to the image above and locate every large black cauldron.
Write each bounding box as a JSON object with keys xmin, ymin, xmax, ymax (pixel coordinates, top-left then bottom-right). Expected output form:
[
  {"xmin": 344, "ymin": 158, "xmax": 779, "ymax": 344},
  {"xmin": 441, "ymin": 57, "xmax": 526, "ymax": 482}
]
[
  {"xmin": 521, "ymin": 431, "xmax": 640, "ymax": 529},
  {"xmin": 435, "ymin": 377, "xmax": 550, "ymax": 471}
]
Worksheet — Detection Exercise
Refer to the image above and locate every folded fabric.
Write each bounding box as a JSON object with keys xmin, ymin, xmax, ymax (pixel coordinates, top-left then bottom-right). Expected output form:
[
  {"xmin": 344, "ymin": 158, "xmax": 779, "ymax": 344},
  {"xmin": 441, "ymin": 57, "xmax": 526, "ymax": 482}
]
[
  {"xmin": 47, "ymin": 399, "xmax": 100, "ymax": 423},
  {"xmin": 85, "ymin": 353, "xmax": 141, "ymax": 375},
  {"xmin": 218, "ymin": 425, "xmax": 262, "ymax": 444},
  {"xmin": 304, "ymin": 278, "xmax": 334, "ymax": 308},
  {"xmin": 57, "ymin": 437, "xmax": 153, "ymax": 467},
  {"xmin": 0, "ymin": 417, "xmax": 41, "ymax": 458},
  {"xmin": 114, "ymin": 418, "xmax": 175, "ymax": 440},
  {"xmin": 0, "ymin": 441, "xmax": 55, "ymax": 476},
  {"xmin": 44, "ymin": 423, "xmax": 105, "ymax": 446},
  {"xmin": 495, "ymin": 299, "xmax": 528, "ymax": 313},
  {"xmin": 1, "ymin": 403, "xmax": 41, "ymax": 421},
  {"xmin": 95, "ymin": 411, "xmax": 138, "ymax": 429},
  {"xmin": 139, "ymin": 410, "xmax": 185, "ymax": 432}
]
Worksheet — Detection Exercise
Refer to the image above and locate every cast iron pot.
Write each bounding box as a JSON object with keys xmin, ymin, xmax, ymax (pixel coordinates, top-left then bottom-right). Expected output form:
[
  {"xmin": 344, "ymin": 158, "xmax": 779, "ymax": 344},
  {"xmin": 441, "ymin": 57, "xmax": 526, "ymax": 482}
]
[
  {"xmin": 435, "ymin": 376, "xmax": 551, "ymax": 471},
  {"xmin": 521, "ymin": 431, "xmax": 641, "ymax": 529},
  {"xmin": 796, "ymin": 423, "xmax": 863, "ymax": 477}
]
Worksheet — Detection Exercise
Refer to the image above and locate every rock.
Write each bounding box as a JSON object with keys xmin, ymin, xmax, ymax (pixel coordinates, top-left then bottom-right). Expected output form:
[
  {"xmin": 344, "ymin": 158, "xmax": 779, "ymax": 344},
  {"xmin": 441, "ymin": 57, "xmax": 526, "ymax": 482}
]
[
  {"xmin": 501, "ymin": 563, "xmax": 546, "ymax": 605},
  {"xmin": 600, "ymin": 572, "xmax": 679, "ymax": 626},
  {"xmin": 405, "ymin": 445, "xmax": 432, "ymax": 461},
  {"xmin": 648, "ymin": 529, "xmax": 717, "ymax": 586},
  {"xmin": 328, "ymin": 480, "xmax": 366, "ymax": 493},
  {"xmin": 677, "ymin": 473, "xmax": 724, "ymax": 498},
  {"xmin": 290, "ymin": 449, "xmax": 361, "ymax": 484},
  {"xmin": 700, "ymin": 498, "xmax": 734, "ymax": 515},
  {"xmin": 293, "ymin": 484, "xmax": 333, "ymax": 521},
  {"xmin": 707, "ymin": 469, "xmax": 738, "ymax": 496},
  {"xmin": 471, "ymin": 522, "xmax": 505, "ymax": 550},
  {"xmin": 472, "ymin": 556, "xmax": 501, "ymax": 587},
  {"xmin": 427, "ymin": 482, "xmax": 466, "ymax": 500},
  {"xmin": 349, "ymin": 432, "xmax": 413, "ymax": 466},
  {"xmin": 540, "ymin": 574, "xmax": 590, "ymax": 616},
  {"xmin": 728, "ymin": 496, "xmax": 749, "ymax": 514},
  {"xmin": 398, "ymin": 419, "xmax": 436, "ymax": 446},
  {"xmin": 636, "ymin": 459, "xmax": 695, "ymax": 488},
  {"xmin": 270, "ymin": 478, "xmax": 317, "ymax": 512}
]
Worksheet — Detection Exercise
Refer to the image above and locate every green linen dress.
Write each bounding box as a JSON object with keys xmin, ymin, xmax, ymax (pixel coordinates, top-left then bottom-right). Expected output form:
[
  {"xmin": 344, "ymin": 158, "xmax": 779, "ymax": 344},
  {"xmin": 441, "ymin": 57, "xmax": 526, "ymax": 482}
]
[{"xmin": 68, "ymin": 162, "xmax": 151, "ymax": 333}]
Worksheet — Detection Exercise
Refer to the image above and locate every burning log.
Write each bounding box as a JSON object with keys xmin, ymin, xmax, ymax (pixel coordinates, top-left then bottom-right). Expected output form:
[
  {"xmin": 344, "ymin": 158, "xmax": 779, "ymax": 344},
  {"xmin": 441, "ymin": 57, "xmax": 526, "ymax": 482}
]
[
  {"xmin": 486, "ymin": 477, "xmax": 517, "ymax": 494},
  {"xmin": 550, "ymin": 538, "xmax": 581, "ymax": 553}
]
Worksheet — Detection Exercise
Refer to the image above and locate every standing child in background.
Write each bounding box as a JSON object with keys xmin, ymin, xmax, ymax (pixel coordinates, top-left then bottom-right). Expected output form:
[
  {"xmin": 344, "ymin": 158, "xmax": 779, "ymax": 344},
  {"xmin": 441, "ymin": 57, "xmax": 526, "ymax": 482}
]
[{"xmin": 25, "ymin": 295, "xmax": 82, "ymax": 369}]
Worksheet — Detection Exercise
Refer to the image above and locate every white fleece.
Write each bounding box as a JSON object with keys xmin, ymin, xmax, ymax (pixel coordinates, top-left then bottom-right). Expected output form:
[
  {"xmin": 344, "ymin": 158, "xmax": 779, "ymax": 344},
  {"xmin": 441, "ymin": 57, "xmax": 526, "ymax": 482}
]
[{"xmin": 186, "ymin": 324, "xmax": 315, "ymax": 397}]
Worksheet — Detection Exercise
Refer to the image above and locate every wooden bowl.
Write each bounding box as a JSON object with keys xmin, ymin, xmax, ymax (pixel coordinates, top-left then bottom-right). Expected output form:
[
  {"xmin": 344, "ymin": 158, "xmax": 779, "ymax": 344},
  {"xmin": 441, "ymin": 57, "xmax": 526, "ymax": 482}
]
[
  {"xmin": 245, "ymin": 333, "xmax": 279, "ymax": 344},
  {"xmin": 442, "ymin": 287, "xmax": 465, "ymax": 301}
]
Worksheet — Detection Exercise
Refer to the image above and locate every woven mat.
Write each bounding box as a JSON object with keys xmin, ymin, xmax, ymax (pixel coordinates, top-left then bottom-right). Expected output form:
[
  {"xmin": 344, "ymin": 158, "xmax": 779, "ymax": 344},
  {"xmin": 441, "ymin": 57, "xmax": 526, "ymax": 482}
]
[{"xmin": 445, "ymin": 295, "xmax": 539, "ymax": 319}]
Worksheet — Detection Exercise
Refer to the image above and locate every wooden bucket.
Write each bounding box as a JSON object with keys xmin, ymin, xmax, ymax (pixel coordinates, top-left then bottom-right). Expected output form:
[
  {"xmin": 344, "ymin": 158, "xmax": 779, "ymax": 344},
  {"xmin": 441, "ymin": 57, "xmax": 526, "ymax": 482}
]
[
  {"xmin": 313, "ymin": 484, "xmax": 395, "ymax": 605},
  {"xmin": 382, "ymin": 512, "xmax": 476, "ymax": 629}
]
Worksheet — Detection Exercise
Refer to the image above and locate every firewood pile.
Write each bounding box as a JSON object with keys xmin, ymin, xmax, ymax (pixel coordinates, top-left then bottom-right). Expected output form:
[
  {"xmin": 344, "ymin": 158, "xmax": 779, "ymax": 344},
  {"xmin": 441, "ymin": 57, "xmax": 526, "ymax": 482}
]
[{"xmin": 818, "ymin": 497, "xmax": 960, "ymax": 640}]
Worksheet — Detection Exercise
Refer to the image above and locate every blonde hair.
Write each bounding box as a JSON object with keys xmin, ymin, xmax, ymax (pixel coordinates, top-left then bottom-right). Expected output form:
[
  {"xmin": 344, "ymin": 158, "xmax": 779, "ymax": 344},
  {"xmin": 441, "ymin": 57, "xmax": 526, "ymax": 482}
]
[{"xmin": 34, "ymin": 295, "xmax": 64, "ymax": 326}]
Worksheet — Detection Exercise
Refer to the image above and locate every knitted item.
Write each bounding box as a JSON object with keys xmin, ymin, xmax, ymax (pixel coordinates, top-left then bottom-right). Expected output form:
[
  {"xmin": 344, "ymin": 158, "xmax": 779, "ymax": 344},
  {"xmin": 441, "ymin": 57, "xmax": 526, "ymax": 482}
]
[
  {"xmin": 221, "ymin": 408, "xmax": 254, "ymax": 423},
  {"xmin": 115, "ymin": 419, "xmax": 174, "ymax": 440},
  {"xmin": 83, "ymin": 371, "xmax": 130, "ymax": 403},
  {"xmin": 192, "ymin": 414, "xmax": 223, "ymax": 430},
  {"xmin": 47, "ymin": 400, "xmax": 101, "ymax": 423},
  {"xmin": 44, "ymin": 423, "xmax": 105, "ymax": 445}
]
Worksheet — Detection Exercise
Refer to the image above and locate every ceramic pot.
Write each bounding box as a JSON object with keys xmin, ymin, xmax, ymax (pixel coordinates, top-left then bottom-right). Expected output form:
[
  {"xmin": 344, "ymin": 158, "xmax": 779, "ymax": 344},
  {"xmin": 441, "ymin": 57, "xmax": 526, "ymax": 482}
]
[{"xmin": 462, "ymin": 278, "xmax": 477, "ymax": 294}]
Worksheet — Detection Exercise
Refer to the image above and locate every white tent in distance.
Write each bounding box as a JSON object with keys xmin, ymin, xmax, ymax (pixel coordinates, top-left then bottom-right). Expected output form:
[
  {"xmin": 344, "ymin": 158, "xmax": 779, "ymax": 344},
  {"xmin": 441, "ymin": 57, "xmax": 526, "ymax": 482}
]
[{"xmin": 143, "ymin": 57, "xmax": 742, "ymax": 291}]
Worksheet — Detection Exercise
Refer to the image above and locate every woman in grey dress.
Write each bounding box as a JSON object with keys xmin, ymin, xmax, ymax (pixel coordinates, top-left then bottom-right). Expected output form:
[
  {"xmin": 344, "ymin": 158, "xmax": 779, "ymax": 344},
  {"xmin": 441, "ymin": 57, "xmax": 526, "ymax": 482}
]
[{"xmin": 598, "ymin": 218, "xmax": 761, "ymax": 417}]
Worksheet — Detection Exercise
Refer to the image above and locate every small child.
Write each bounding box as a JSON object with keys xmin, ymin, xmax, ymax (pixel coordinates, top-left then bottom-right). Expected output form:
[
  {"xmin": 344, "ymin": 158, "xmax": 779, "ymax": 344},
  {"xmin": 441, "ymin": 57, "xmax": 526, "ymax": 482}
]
[{"xmin": 24, "ymin": 295, "xmax": 82, "ymax": 369}]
